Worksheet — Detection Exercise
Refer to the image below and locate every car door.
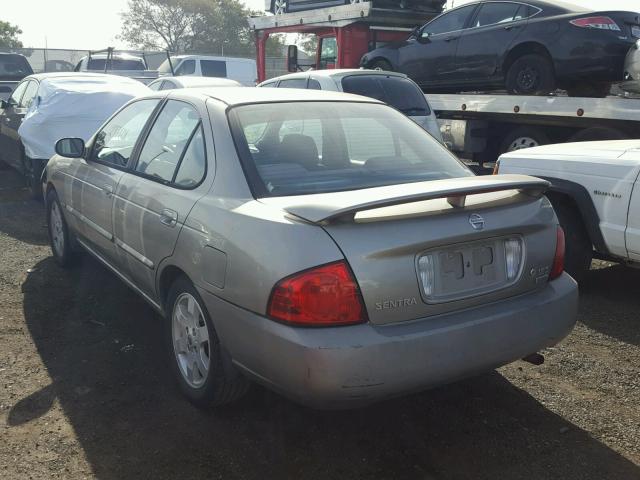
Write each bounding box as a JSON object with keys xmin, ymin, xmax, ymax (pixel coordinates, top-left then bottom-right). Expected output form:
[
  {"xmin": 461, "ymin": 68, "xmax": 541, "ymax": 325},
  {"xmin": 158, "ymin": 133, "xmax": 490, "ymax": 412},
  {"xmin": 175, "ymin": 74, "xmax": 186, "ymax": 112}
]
[
  {"xmin": 112, "ymin": 99, "xmax": 209, "ymax": 297},
  {"xmin": 455, "ymin": 2, "xmax": 529, "ymax": 82},
  {"xmin": 397, "ymin": 4, "xmax": 477, "ymax": 86},
  {"xmin": 0, "ymin": 80, "xmax": 28, "ymax": 167},
  {"xmin": 69, "ymin": 99, "xmax": 161, "ymax": 264},
  {"xmin": 0, "ymin": 79, "xmax": 38, "ymax": 170}
]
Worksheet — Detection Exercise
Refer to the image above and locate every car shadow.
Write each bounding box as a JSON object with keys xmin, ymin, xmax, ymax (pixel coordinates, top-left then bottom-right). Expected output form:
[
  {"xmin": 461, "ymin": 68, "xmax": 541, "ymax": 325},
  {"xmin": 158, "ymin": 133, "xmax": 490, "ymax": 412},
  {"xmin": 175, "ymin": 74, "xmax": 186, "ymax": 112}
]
[
  {"xmin": 13, "ymin": 255, "xmax": 640, "ymax": 480},
  {"xmin": 579, "ymin": 263, "xmax": 640, "ymax": 347},
  {"xmin": 0, "ymin": 166, "xmax": 48, "ymax": 246}
]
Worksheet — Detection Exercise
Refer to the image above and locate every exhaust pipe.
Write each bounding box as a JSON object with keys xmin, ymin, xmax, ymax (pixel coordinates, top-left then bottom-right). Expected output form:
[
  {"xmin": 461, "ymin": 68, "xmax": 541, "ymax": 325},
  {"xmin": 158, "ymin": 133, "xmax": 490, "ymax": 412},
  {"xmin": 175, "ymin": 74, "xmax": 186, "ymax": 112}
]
[{"xmin": 522, "ymin": 353, "xmax": 545, "ymax": 366}]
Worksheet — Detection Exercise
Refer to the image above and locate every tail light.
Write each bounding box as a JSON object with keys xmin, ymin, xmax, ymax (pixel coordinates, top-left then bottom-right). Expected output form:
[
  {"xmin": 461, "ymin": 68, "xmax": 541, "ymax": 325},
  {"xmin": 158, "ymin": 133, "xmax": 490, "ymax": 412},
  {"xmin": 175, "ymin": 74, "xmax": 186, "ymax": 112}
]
[
  {"xmin": 549, "ymin": 226, "xmax": 565, "ymax": 280},
  {"xmin": 570, "ymin": 16, "xmax": 621, "ymax": 31},
  {"xmin": 267, "ymin": 261, "xmax": 367, "ymax": 326}
]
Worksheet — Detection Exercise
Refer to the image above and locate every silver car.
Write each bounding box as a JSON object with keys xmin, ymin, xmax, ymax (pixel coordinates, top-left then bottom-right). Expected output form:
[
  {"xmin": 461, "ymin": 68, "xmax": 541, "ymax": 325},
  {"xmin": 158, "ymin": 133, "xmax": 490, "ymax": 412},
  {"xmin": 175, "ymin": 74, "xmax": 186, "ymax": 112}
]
[
  {"xmin": 258, "ymin": 69, "xmax": 444, "ymax": 143},
  {"xmin": 43, "ymin": 88, "xmax": 577, "ymax": 408}
]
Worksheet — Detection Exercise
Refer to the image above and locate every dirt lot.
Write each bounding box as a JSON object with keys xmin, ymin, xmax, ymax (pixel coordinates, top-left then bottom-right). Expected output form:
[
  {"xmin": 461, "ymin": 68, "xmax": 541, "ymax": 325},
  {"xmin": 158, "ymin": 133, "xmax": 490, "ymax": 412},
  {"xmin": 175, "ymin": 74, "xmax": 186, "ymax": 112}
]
[{"xmin": 0, "ymin": 166, "xmax": 639, "ymax": 480}]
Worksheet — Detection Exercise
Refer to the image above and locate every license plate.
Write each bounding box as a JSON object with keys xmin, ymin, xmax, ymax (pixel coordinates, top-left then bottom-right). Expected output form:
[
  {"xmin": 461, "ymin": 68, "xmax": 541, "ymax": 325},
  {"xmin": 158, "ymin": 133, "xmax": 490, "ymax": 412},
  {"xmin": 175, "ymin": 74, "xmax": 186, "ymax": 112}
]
[{"xmin": 632, "ymin": 26, "xmax": 640, "ymax": 38}]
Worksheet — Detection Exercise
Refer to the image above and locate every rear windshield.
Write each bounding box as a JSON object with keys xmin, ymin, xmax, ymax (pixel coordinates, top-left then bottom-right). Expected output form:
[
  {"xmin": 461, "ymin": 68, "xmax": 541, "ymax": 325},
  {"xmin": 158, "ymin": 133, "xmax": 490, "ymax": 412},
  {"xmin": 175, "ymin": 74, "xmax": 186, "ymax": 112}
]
[
  {"xmin": 87, "ymin": 58, "xmax": 145, "ymax": 71},
  {"xmin": 341, "ymin": 75, "xmax": 431, "ymax": 116},
  {"xmin": 0, "ymin": 55, "xmax": 33, "ymax": 80},
  {"xmin": 229, "ymin": 101, "xmax": 470, "ymax": 197}
]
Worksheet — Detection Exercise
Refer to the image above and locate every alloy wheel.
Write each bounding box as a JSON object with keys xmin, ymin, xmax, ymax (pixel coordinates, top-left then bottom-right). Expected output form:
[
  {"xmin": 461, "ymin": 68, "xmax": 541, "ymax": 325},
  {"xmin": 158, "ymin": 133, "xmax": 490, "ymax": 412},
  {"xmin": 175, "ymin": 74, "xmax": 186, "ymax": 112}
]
[
  {"xmin": 516, "ymin": 66, "xmax": 540, "ymax": 92},
  {"xmin": 172, "ymin": 293, "xmax": 211, "ymax": 389},
  {"xmin": 507, "ymin": 136, "xmax": 540, "ymax": 152}
]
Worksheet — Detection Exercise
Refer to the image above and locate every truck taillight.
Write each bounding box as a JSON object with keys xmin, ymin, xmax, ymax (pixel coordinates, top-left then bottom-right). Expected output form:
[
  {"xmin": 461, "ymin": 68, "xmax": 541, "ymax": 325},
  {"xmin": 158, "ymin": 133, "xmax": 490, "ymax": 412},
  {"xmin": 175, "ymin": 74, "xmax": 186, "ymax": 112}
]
[
  {"xmin": 570, "ymin": 16, "xmax": 621, "ymax": 32},
  {"xmin": 550, "ymin": 226, "xmax": 565, "ymax": 280},
  {"xmin": 267, "ymin": 261, "xmax": 367, "ymax": 326}
]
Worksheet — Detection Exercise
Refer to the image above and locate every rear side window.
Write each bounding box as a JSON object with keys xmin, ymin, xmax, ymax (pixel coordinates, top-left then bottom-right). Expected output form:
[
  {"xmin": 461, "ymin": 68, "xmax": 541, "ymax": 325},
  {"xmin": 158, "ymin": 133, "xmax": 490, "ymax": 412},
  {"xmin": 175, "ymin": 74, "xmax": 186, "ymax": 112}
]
[
  {"xmin": 341, "ymin": 75, "xmax": 431, "ymax": 116},
  {"xmin": 278, "ymin": 78, "xmax": 308, "ymax": 89},
  {"xmin": 135, "ymin": 100, "xmax": 204, "ymax": 186},
  {"xmin": 201, "ymin": 60, "xmax": 227, "ymax": 78},
  {"xmin": 160, "ymin": 81, "xmax": 177, "ymax": 90},
  {"xmin": 473, "ymin": 3, "xmax": 522, "ymax": 27},
  {"xmin": 174, "ymin": 126, "xmax": 206, "ymax": 188},
  {"xmin": 307, "ymin": 79, "xmax": 322, "ymax": 90},
  {"xmin": 176, "ymin": 60, "xmax": 196, "ymax": 76}
]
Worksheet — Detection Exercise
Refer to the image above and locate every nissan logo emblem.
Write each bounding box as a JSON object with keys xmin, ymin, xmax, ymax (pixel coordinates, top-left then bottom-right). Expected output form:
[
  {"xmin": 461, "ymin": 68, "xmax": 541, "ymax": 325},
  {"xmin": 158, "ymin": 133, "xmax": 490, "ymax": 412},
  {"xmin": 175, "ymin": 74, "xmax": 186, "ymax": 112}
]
[{"xmin": 469, "ymin": 213, "xmax": 485, "ymax": 230}]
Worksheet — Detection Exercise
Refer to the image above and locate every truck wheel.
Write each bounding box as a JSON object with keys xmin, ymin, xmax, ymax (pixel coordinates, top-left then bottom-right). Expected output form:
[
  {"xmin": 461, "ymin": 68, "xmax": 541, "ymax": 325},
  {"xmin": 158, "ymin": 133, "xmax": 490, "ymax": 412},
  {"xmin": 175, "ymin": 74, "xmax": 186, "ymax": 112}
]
[
  {"xmin": 370, "ymin": 59, "xmax": 393, "ymax": 72},
  {"xmin": 166, "ymin": 276, "xmax": 250, "ymax": 407},
  {"xmin": 506, "ymin": 54, "xmax": 555, "ymax": 95},
  {"xmin": 568, "ymin": 127, "xmax": 628, "ymax": 143},
  {"xmin": 566, "ymin": 82, "xmax": 611, "ymax": 98},
  {"xmin": 550, "ymin": 200, "xmax": 592, "ymax": 282},
  {"xmin": 499, "ymin": 126, "xmax": 550, "ymax": 154}
]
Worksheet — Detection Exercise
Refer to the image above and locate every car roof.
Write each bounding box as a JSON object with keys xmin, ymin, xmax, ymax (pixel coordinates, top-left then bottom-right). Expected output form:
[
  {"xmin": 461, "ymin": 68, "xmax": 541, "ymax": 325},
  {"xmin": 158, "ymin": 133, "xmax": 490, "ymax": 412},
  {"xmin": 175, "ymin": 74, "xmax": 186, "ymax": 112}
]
[
  {"xmin": 162, "ymin": 87, "xmax": 382, "ymax": 106},
  {"xmin": 24, "ymin": 72, "xmax": 145, "ymax": 83},
  {"xmin": 263, "ymin": 69, "xmax": 409, "ymax": 83},
  {"xmin": 154, "ymin": 76, "xmax": 242, "ymax": 88},
  {"xmin": 169, "ymin": 55, "xmax": 255, "ymax": 63}
]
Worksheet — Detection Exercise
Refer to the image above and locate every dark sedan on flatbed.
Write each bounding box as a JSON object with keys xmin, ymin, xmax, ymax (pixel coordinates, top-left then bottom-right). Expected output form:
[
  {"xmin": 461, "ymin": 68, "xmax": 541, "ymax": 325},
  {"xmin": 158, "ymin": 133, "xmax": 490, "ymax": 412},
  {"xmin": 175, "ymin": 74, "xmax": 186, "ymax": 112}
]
[{"xmin": 361, "ymin": 0, "xmax": 640, "ymax": 97}]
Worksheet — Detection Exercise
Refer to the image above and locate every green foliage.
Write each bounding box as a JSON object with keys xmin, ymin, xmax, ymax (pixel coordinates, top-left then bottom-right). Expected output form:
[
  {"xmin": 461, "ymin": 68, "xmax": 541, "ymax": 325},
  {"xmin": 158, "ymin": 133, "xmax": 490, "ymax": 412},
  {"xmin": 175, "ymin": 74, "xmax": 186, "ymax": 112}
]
[
  {"xmin": 119, "ymin": 0, "xmax": 286, "ymax": 57},
  {"xmin": 0, "ymin": 20, "xmax": 24, "ymax": 49}
]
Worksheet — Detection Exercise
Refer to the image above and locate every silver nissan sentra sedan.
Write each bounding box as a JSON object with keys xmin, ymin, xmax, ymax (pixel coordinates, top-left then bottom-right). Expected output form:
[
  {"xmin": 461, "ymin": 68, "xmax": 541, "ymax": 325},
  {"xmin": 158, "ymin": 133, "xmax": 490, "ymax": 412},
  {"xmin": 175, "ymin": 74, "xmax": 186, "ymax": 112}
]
[{"xmin": 42, "ymin": 88, "xmax": 578, "ymax": 408}]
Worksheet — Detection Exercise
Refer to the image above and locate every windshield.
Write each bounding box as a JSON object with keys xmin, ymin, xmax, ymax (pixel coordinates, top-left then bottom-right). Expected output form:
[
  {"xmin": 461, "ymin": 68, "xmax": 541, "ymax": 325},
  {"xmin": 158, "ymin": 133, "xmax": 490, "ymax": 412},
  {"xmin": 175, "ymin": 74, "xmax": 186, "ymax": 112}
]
[
  {"xmin": 0, "ymin": 55, "xmax": 33, "ymax": 80},
  {"xmin": 158, "ymin": 57, "xmax": 181, "ymax": 74},
  {"xmin": 229, "ymin": 101, "xmax": 471, "ymax": 197},
  {"xmin": 341, "ymin": 75, "xmax": 431, "ymax": 116}
]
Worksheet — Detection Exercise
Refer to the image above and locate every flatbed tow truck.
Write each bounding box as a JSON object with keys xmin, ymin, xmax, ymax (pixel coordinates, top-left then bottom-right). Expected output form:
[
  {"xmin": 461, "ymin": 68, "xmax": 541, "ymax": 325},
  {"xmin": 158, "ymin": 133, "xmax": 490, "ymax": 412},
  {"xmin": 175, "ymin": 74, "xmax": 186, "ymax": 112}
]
[{"xmin": 250, "ymin": 3, "xmax": 640, "ymax": 165}]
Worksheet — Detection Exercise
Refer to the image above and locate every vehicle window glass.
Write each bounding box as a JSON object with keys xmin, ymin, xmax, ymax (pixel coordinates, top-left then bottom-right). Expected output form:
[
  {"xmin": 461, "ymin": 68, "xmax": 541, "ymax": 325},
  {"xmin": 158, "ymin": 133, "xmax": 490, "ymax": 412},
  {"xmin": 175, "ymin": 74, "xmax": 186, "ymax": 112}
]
[
  {"xmin": 7, "ymin": 81, "xmax": 28, "ymax": 105},
  {"xmin": 19, "ymin": 81, "xmax": 39, "ymax": 109},
  {"xmin": 0, "ymin": 55, "xmax": 32, "ymax": 80},
  {"xmin": 86, "ymin": 58, "xmax": 145, "ymax": 70},
  {"xmin": 174, "ymin": 126, "xmax": 206, "ymax": 188},
  {"xmin": 341, "ymin": 75, "xmax": 430, "ymax": 116},
  {"xmin": 175, "ymin": 60, "xmax": 196, "ymax": 76},
  {"xmin": 319, "ymin": 37, "xmax": 337, "ymax": 69},
  {"xmin": 160, "ymin": 81, "xmax": 176, "ymax": 90},
  {"xmin": 423, "ymin": 5, "xmax": 476, "ymax": 35},
  {"xmin": 260, "ymin": 81, "xmax": 277, "ymax": 88},
  {"xmin": 149, "ymin": 81, "xmax": 163, "ymax": 91},
  {"xmin": 230, "ymin": 102, "xmax": 471, "ymax": 197},
  {"xmin": 92, "ymin": 99, "xmax": 160, "ymax": 167},
  {"xmin": 473, "ymin": 3, "xmax": 522, "ymax": 27},
  {"xmin": 307, "ymin": 79, "xmax": 322, "ymax": 90},
  {"xmin": 277, "ymin": 78, "xmax": 308, "ymax": 89},
  {"xmin": 201, "ymin": 60, "xmax": 227, "ymax": 78},
  {"xmin": 135, "ymin": 100, "xmax": 201, "ymax": 182}
]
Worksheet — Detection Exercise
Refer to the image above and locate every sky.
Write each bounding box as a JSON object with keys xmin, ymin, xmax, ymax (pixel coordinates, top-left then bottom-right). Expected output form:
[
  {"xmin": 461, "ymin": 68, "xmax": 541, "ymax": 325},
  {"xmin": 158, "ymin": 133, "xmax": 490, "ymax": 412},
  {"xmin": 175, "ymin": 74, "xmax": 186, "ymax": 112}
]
[{"xmin": 2, "ymin": 0, "xmax": 639, "ymax": 50}]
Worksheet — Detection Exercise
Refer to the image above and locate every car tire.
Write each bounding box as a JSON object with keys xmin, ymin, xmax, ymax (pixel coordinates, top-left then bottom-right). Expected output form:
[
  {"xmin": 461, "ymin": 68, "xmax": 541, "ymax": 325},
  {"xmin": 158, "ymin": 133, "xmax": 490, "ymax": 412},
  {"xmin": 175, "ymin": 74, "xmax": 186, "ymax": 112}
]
[
  {"xmin": 506, "ymin": 54, "xmax": 555, "ymax": 95},
  {"xmin": 370, "ymin": 59, "xmax": 393, "ymax": 71},
  {"xmin": 566, "ymin": 82, "xmax": 611, "ymax": 98},
  {"xmin": 166, "ymin": 276, "xmax": 250, "ymax": 407},
  {"xmin": 568, "ymin": 127, "xmax": 628, "ymax": 143},
  {"xmin": 498, "ymin": 126, "xmax": 550, "ymax": 155},
  {"xmin": 549, "ymin": 199, "xmax": 592, "ymax": 283},
  {"xmin": 46, "ymin": 189, "xmax": 77, "ymax": 267}
]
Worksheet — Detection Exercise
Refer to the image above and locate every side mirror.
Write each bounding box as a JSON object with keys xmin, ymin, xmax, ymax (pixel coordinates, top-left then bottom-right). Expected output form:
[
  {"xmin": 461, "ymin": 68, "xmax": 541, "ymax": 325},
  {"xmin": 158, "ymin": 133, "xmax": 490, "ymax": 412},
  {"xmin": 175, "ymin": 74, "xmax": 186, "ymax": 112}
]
[
  {"xmin": 418, "ymin": 31, "xmax": 431, "ymax": 43},
  {"xmin": 287, "ymin": 45, "xmax": 299, "ymax": 73},
  {"xmin": 0, "ymin": 99, "xmax": 7, "ymax": 109},
  {"xmin": 55, "ymin": 138, "xmax": 85, "ymax": 158}
]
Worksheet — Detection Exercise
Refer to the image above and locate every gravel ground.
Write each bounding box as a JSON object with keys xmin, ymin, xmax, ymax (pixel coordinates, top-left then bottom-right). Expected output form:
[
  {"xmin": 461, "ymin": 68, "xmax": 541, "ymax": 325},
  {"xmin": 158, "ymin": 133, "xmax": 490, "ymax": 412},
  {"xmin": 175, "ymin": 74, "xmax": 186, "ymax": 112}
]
[{"xmin": 0, "ymin": 166, "xmax": 638, "ymax": 479}]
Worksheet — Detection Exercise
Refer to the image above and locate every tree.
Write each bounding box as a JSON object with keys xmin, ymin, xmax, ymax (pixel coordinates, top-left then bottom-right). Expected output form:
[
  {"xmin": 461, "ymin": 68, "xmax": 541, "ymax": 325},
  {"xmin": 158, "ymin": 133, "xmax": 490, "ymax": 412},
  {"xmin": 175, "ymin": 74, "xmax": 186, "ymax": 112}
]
[
  {"xmin": 118, "ymin": 0, "xmax": 285, "ymax": 56},
  {"xmin": 0, "ymin": 20, "xmax": 24, "ymax": 49}
]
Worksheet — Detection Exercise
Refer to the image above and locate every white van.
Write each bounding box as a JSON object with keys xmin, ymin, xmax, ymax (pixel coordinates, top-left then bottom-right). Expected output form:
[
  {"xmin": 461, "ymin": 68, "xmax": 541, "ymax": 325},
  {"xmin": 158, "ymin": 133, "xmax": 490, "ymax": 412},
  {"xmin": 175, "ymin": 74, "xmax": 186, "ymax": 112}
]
[{"xmin": 158, "ymin": 55, "xmax": 257, "ymax": 86}]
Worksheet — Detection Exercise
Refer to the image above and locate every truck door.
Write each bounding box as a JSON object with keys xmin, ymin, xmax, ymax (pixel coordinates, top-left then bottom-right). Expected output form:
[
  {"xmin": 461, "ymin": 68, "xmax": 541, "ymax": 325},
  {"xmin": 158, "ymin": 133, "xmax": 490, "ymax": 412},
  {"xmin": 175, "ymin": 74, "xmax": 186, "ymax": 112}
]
[{"xmin": 455, "ymin": 2, "xmax": 527, "ymax": 82}]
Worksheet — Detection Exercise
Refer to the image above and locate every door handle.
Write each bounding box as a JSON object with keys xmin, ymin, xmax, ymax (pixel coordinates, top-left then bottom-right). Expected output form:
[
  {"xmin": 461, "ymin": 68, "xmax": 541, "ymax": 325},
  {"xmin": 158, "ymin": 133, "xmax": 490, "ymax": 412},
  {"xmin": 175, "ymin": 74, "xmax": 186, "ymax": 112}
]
[
  {"xmin": 444, "ymin": 36, "xmax": 459, "ymax": 42},
  {"xmin": 504, "ymin": 25, "xmax": 520, "ymax": 31},
  {"xmin": 102, "ymin": 184, "xmax": 114, "ymax": 197},
  {"xmin": 159, "ymin": 209, "xmax": 178, "ymax": 227}
]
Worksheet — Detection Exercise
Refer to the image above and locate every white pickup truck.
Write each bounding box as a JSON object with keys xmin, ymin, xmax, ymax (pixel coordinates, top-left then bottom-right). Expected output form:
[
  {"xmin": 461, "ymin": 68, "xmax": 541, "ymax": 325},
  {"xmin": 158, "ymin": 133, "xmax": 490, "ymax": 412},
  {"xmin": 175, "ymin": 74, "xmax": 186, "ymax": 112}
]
[{"xmin": 496, "ymin": 140, "xmax": 640, "ymax": 281}]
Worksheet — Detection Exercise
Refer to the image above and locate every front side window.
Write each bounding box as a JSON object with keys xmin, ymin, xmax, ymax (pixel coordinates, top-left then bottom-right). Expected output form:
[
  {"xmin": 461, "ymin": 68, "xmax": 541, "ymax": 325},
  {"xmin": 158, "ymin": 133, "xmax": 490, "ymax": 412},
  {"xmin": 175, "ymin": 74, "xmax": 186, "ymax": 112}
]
[
  {"xmin": 19, "ymin": 81, "xmax": 39, "ymax": 109},
  {"xmin": 341, "ymin": 75, "xmax": 430, "ymax": 116},
  {"xmin": 92, "ymin": 99, "xmax": 160, "ymax": 167},
  {"xmin": 135, "ymin": 100, "xmax": 201, "ymax": 184},
  {"xmin": 201, "ymin": 60, "xmax": 227, "ymax": 78},
  {"xmin": 175, "ymin": 60, "xmax": 196, "ymax": 76},
  {"xmin": 319, "ymin": 37, "xmax": 337, "ymax": 69},
  {"xmin": 473, "ymin": 3, "xmax": 523, "ymax": 28},
  {"xmin": 229, "ymin": 102, "xmax": 471, "ymax": 197},
  {"xmin": 7, "ymin": 80, "xmax": 28, "ymax": 106},
  {"xmin": 423, "ymin": 5, "xmax": 476, "ymax": 36}
]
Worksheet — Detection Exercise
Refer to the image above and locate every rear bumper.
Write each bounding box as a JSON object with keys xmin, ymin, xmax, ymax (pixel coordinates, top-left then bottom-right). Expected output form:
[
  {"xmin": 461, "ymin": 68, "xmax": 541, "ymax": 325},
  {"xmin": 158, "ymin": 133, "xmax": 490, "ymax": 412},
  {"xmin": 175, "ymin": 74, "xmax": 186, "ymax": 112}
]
[{"xmin": 200, "ymin": 273, "xmax": 577, "ymax": 408}]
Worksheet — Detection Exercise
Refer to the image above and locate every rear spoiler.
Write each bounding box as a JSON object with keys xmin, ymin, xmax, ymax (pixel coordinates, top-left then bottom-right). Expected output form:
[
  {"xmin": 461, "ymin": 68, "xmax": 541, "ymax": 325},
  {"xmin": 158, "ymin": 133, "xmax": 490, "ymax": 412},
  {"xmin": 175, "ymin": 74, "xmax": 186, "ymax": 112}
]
[{"xmin": 260, "ymin": 174, "xmax": 550, "ymax": 224}]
